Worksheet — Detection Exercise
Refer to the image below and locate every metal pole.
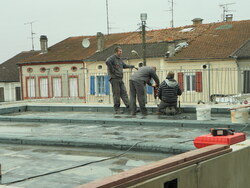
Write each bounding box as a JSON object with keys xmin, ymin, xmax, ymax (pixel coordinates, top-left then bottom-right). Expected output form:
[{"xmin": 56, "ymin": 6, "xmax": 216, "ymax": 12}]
[
  {"xmin": 106, "ymin": 0, "xmax": 110, "ymax": 35},
  {"xmin": 142, "ymin": 21, "xmax": 146, "ymax": 66}
]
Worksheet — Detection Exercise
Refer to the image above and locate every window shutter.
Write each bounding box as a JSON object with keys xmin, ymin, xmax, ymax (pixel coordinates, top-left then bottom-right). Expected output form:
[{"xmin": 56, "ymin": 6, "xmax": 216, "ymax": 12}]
[
  {"xmin": 147, "ymin": 85, "xmax": 153, "ymax": 94},
  {"xmin": 105, "ymin": 75, "xmax": 110, "ymax": 95},
  {"xmin": 147, "ymin": 79, "xmax": 153, "ymax": 94},
  {"xmin": 196, "ymin": 72, "xmax": 202, "ymax": 92},
  {"xmin": 90, "ymin": 76, "xmax": 95, "ymax": 95},
  {"xmin": 178, "ymin": 72, "xmax": 184, "ymax": 91}
]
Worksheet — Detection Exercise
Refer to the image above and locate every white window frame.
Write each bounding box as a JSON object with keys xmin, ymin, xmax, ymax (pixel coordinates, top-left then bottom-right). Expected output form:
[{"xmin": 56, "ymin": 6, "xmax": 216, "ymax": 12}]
[
  {"xmin": 96, "ymin": 75, "xmax": 105, "ymax": 95},
  {"xmin": 185, "ymin": 73, "xmax": 196, "ymax": 92}
]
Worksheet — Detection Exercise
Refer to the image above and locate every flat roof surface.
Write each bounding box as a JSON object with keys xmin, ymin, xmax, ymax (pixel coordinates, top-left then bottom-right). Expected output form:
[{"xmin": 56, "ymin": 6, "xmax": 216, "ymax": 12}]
[{"xmin": 0, "ymin": 104, "xmax": 248, "ymax": 188}]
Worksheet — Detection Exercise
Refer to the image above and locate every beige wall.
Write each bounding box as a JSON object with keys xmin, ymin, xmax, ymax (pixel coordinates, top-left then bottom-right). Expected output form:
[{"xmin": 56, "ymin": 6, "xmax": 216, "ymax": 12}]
[
  {"xmin": 20, "ymin": 58, "xmax": 249, "ymax": 104},
  {"xmin": 21, "ymin": 63, "xmax": 85, "ymax": 100}
]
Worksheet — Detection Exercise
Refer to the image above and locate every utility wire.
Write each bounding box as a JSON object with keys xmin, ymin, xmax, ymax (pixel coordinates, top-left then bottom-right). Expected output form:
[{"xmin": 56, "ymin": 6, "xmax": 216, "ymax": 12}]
[{"xmin": 2, "ymin": 141, "xmax": 146, "ymax": 185}]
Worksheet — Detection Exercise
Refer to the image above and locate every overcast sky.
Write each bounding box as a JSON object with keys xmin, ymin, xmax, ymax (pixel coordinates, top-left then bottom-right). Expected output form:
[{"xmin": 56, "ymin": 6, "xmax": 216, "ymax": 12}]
[{"xmin": 0, "ymin": 0, "xmax": 249, "ymax": 63}]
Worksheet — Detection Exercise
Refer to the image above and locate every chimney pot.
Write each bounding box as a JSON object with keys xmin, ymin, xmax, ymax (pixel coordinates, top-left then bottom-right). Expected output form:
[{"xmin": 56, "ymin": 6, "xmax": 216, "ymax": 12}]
[
  {"xmin": 40, "ymin": 35, "xmax": 48, "ymax": 54},
  {"xmin": 226, "ymin": 14, "xmax": 233, "ymax": 22},
  {"xmin": 192, "ymin": 18, "xmax": 203, "ymax": 25}
]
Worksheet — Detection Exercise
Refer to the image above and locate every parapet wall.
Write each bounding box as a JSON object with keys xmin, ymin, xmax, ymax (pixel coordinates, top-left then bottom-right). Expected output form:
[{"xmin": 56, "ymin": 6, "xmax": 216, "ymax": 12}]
[{"xmin": 79, "ymin": 141, "xmax": 250, "ymax": 188}]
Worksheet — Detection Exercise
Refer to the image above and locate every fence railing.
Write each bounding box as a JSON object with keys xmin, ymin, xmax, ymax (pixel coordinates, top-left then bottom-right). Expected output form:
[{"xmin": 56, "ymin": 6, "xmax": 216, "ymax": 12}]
[{"xmin": 23, "ymin": 67, "xmax": 250, "ymax": 104}]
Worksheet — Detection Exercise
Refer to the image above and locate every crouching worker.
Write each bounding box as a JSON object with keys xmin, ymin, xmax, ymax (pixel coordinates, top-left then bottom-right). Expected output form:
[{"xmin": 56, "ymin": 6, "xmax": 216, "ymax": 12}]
[
  {"xmin": 158, "ymin": 71, "xmax": 182, "ymax": 115},
  {"xmin": 129, "ymin": 66, "xmax": 159, "ymax": 116}
]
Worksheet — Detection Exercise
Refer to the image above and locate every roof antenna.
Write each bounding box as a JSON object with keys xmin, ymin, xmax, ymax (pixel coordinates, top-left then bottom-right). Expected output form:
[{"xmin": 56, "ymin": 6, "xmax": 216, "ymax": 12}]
[
  {"xmin": 219, "ymin": 3, "xmax": 236, "ymax": 22},
  {"xmin": 24, "ymin": 21, "xmax": 37, "ymax": 51},
  {"xmin": 165, "ymin": 0, "xmax": 175, "ymax": 28},
  {"xmin": 106, "ymin": 0, "xmax": 110, "ymax": 35}
]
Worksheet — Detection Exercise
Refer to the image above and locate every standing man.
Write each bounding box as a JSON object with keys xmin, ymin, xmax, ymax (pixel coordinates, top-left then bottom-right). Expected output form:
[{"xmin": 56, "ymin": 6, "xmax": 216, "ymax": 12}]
[
  {"xmin": 157, "ymin": 71, "xmax": 182, "ymax": 115},
  {"xmin": 106, "ymin": 46, "xmax": 135, "ymax": 113},
  {"xmin": 129, "ymin": 66, "xmax": 159, "ymax": 115}
]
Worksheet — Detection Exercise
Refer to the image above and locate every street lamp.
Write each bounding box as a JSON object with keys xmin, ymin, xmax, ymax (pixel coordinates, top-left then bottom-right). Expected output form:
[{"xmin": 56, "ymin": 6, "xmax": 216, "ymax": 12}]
[{"xmin": 140, "ymin": 13, "xmax": 147, "ymax": 66}]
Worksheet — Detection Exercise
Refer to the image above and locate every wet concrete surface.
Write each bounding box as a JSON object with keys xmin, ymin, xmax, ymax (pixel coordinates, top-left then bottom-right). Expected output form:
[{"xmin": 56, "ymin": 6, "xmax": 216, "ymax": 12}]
[
  {"xmin": 0, "ymin": 144, "xmax": 171, "ymax": 188},
  {"xmin": 0, "ymin": 110, "xmax": 229, "ymax": 121},
  {"xmin": 0, "ymin": 107, "xmax": 249, "ymax": 188}
]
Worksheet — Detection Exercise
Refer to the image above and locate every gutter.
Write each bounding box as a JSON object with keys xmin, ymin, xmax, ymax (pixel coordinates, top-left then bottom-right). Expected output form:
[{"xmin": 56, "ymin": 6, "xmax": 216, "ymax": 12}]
[
  {"xmin": 18, "ymin": 59, "xmax": 83, "ymax": 65},
  {"xmin": 165, "ymin": 57, "xmax": 232, "ymax": 62}
]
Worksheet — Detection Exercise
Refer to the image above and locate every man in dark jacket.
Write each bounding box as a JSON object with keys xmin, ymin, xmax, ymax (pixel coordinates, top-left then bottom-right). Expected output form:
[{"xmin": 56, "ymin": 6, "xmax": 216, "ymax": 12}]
[
  {"xmin": 158, "ymin": 71, "xmax": 182, "ymax": 115},
  {"xmin": 129, "ymin": 66, "xmax": 159, "ymax": 116},
  {"xmin": 106, "ymin": 46, "xmax": 135, "ymax": 113}
]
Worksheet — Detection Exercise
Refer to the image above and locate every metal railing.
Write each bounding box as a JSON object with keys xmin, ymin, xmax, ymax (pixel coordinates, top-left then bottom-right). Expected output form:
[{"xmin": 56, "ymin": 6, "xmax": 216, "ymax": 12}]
[{"xmin": 23, "ymin": 67, "xmax": 250, "ymax": 104}]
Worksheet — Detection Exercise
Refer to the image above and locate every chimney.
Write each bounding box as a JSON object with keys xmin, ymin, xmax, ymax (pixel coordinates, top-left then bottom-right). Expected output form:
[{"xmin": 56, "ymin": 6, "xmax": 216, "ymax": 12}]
[
  {"xmin": 167, "ymin": 41, "xmax": 175, "ymax": 58},
  {"xmin": 40, "ymin": 35, "xmax": 48, "ymax": 54},
  {"xmin": 192, "ymin": 18, "xmax": 203, "ymax": 25},
  {"xmin": 226, "ymin": 14, "xmax": 233, "ymax": 22},
  {"xmin": 97, "ymin": 32, "xmax": 104, "ymax": 52}
]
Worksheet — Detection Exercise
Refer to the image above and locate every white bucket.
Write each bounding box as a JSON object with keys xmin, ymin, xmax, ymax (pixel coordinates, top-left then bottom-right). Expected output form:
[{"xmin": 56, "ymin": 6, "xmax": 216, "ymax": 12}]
[
  {"xmin": 231, "ymin": 108, "xmax": 249, "ymax": 124},
  {"xmin": 196, "ymin": 106, "xmax": 211, "ymax": 121}
]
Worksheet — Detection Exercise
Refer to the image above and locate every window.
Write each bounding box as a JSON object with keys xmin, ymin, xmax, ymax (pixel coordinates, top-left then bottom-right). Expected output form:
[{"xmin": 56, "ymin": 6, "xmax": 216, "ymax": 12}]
[
  {"xmin": 178, "ymin": 72, "xmax": 202, "ymax": 92},
  {"xmin": 40, "ymin": 67, "xmax": 46, "ymax": 73},
  {"xmin": 71, "ymin": 66, "xmax": 77, "ymax": 72},
  {"xmin": 243, "ymin": 70, "xmax": 250, "ymax": 93},
  {"xmin": 52, "ymin": 77, "xmax": 62, "ymax": 97},
  {"xmin": 185, "ymin": 73, "xmax": 196, "ymax": 91},
  {"xmin": 53, "ymin": 67, "xmax": 60, "ymax": 72},
  {"xmin": 90, "ymin": 75, "xmax": 110, "ymax": 95},
  {"xmin": 138, "ymin": 62, "xmax": 143, "ymax": 67},
  {"xmin": 96, "ymin": 76, "xmax": 105, "ymax": 94},
  {"xmin": 97, "ymin": 64, "xmax": 103, "ymax": 70},
  {"xmin": 27, "ymin": 67, "xmax": 33, "ymax": 73},
  {"xmin": 39, "ymin": 77, "xmax": 49, "ymax": 97}
]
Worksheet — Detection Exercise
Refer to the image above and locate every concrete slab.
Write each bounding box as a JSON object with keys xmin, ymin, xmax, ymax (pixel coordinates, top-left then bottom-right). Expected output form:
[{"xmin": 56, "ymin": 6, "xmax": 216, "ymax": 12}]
[{"xmin": 0, "ymin": 144, "xmax": 170, "ymax": 188}]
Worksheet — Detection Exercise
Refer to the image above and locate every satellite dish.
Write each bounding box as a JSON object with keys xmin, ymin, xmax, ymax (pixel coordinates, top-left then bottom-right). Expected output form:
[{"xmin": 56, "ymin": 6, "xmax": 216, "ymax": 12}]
[{"xmin": 82, "ymin": 38, "xmax": 90, "ymax": 48}]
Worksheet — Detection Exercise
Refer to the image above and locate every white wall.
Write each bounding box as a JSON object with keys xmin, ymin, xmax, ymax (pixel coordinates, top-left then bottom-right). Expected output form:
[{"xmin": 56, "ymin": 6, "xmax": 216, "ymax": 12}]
[{"xmin": 0, "ymin": 82, "xmax": 21, "ymax": 102}]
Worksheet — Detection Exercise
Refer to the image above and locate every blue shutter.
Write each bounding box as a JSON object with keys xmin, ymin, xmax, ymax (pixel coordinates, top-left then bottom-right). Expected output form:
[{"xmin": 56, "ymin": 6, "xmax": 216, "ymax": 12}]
[
  {"xmin": 147, "ymin": 79, "xmax": 153, "ymax": 94},
  {"xmin": 90, "ymin": 76, "xmax": 95, "ymax": 95},
  {"xmin": 147, "ymin": 85, "xmax": 153, "ymax": 94},
  {"xmin": 105, "ymin": 75, "xmax": 110, "ymax": 95}
]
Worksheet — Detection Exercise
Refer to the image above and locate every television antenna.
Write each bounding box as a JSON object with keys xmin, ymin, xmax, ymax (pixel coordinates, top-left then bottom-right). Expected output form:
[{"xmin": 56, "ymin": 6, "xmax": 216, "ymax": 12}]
[
  {"xmin": 165, "ymin": 0, "xmax": 175, "ymax": 28},
  {"xmin": 219, "ymin": 3, "xmax": 236, "ymax": 21},
  {"xmin": 106, "ymin": 0, "xmax": 110, "ymax": 35},
  {"xmin": 24, "ymin": 20, "xmax": 37, "ymax": 51}
]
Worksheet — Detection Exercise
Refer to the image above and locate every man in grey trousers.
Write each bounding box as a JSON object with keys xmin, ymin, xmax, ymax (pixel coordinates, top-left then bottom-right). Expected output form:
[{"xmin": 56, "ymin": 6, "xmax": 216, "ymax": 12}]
[
  {"xmin": 106, "ymin": 46, "xmax": 135, "ymax": 113},
  {"xmin": 129, "ymin": 66, "xmax": 160, "ymax": 115}
]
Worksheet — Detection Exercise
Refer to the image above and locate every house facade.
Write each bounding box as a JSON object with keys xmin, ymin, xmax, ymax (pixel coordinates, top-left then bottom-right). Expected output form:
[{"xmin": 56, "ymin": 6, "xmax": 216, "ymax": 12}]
[{"xmin": 0, "ymin": 51, "xmax": 39, "ymax": 102}]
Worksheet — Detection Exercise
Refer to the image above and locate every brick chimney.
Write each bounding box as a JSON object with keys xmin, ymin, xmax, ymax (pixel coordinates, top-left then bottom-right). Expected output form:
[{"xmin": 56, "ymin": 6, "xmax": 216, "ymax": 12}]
[
  {"xmin": 40, "ymin": 35, "xmax": 48, "ymax": 54},
  {"xmin": 226, "ymin": 14, "xmax": 233, "ymax": 22},
  {"xmin": 192, "ymin": 18, "xmax": 203, "ymax": 25},
  {"xmin": 97, "ymin": 32, "xmax": 104, "ymax": 52}
]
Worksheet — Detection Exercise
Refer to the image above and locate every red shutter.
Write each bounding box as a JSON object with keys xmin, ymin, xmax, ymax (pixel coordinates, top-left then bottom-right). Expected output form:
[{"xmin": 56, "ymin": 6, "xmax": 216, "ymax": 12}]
[
  {"xmin": 178, "ymin": 72, "xmax": 184, "ymax": 91},
  {"xmin": 196, "ymin": 72, "xmax": 202, "ymax": 92}
]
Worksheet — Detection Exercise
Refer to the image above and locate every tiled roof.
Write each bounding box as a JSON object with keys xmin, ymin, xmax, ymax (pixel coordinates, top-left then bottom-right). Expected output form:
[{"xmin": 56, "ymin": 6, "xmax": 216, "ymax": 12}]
[
  {"xmin": 0, "ymin": 51, "xmax": 39, "ymax": 82},
  {"xmin": 231, "ymin": 38, "xmax": 250, "ymax": 59},
  {"xmin": 84, "ymin": 42, "xmax": 170, "ymax": 62},
  {"xmin": 171, "ymin": 20, "xmax": 250, "ymax": 60},
  {"xmin": 20, "ymin": 19, "xmax": 250, "ymax": 64},
  {"xmin": 19, "ymin": 32, "xmax": 133, "ymax": 64}
]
